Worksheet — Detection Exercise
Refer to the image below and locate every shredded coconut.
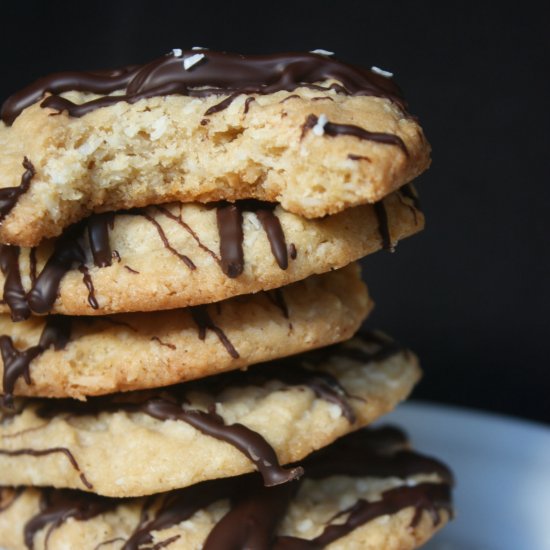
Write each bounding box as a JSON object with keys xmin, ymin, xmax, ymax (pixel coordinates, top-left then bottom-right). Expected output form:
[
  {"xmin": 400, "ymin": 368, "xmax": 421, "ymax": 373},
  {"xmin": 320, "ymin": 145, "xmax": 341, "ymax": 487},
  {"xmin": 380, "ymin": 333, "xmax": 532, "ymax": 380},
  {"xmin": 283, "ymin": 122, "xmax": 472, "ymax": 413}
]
[
  {"xmin": 171, "ymin": 48, "xmax": 183, "ymax": 58},
  {"xmin": 192, "ymin": 46, "xmax": 209, "ymax": 50},
  {"xmin": 328, "ymin": 403, "xmax": 342, "ymax": 420},
  {"xmin": 310, "ymin": 49, "xmax": 335, "ymax": 56},
  {"xmin": 371, "ymin": 66, "xmax": 394, "ymax": 78},
  {"xmin": 312, "ymin": 114, "xmax": 328, "ymax": 136},
  {"xmin": 297, "ymin": 519, "xmax": 314, "ymax": 533},
  {"xmin": 184, "ymin": 53, "xmax": 206, "ymax": 70}
]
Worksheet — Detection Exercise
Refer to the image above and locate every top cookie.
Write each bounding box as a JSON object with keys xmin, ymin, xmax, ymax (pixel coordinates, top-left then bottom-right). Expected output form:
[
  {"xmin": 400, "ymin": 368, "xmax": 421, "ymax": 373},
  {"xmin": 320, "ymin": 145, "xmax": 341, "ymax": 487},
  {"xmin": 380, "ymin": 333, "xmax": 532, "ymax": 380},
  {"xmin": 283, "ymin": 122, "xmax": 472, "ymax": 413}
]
[{"xmin": 0, "ymin": 50, "xmax": 431, "ymax": 246}]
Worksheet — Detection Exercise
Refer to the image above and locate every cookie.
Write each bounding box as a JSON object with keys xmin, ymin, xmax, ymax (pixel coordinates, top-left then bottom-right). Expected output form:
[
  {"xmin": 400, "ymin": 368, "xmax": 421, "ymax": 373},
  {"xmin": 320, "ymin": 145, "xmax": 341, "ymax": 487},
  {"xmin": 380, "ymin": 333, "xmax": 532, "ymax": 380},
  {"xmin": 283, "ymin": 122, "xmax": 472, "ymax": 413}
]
[
  {"xmin": 0, "ymin": 264, "xmax": 370, "ymax": 401},
  {"xmin": 0, "ymin": 332, "xmax": 421, "ymax": 496},
  {"xmin": 0, "ymin": 50, "xmax": 430, "ymax": 246},
  {"xmin": 0, "ymin": 426, "xmax": 453, "ymax": 549},
  {"xmin": 0, "ymin": 188, "xmax": 422, "ymax": 318}
]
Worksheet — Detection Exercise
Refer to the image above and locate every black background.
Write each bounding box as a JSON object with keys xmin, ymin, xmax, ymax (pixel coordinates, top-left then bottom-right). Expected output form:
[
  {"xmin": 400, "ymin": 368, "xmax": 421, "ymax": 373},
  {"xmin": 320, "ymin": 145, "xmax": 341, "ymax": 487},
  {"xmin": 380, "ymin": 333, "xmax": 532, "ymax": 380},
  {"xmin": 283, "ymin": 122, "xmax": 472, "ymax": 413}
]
[{"xmin": 1, "ymin": 1, "xmax": 548, "ymax": 422}]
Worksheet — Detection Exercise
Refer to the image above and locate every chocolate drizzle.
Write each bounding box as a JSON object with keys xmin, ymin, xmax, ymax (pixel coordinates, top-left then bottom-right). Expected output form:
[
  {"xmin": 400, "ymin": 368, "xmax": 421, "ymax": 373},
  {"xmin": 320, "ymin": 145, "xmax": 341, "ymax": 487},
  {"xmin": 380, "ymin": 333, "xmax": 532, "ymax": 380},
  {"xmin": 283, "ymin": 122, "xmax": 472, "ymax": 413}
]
[
  {"xmin": 87, "ymin": 212, "xmax": 115, "ymax": 267},
  {"xmin": 373, "ymin": 200, "xmax": 393, "ymax": 251},
  {"xmin": 274, "ymin": 484, "xmax": 451, "ymax": 549},
  {"xmin": 399, "ymin": 183, "xmax": 422, "ymax": 224},
  {"xmin": 1, "ymin": 51, "xmax": 406, "ymax": 126},
  {"xmin": 266, "ymin": 288, "xmax": 290, "ymax": 320},
  {"xmin": 0, "ymin": 157, "xmax": 36, "ymax": 222},
  {"xmin": 142, "ymin": 213, "xmax": 195, "ymax": 269},
  {"xmin": 0, "ymin": 199, "xmax": 293, "ymax": 318},
  {"xmin": 0, "ymin": 447, "xmax": 92, "ymax": 492},
  {"xmin": 216, "ymin": 200, "xmax": 288, "ymax": 277},
  {"xmin": 0, "ymin": 315, "xmax": 70, "ymax": 406},
  {"xmin": 190, "ymin": 305, "xmax": 240, "ymax": 358},
  {"xmin": 0, "ymin": 245, "xmax": 30, "ymax": 321},
  {"xmin": 78, "ymin": 265, "xmax": 99, "ymax": 309},
  {"xmin": 204, "ymin": 481, "xmax": 298, "ymax": 550},
  {"xmin": 303, "ymin": 114, "xmax": 408, "ymax": 154},
  {"xmin": 26, "ymin": 223, "xmax": 87, "ymax": 314},
  {"xmin": 143, "ymin": 398, "xmax": 303, "ymax": 486},
  {"xmin": 216, "ymin": 203, "xmax": 244, "ymax": 277},
  {"xmin": 24, "ymin": 489, "xmax": 113, "ymax": 549},
  {"xmin": 14, "ymin": 426, "xmax": 452, "ymax": 549}
]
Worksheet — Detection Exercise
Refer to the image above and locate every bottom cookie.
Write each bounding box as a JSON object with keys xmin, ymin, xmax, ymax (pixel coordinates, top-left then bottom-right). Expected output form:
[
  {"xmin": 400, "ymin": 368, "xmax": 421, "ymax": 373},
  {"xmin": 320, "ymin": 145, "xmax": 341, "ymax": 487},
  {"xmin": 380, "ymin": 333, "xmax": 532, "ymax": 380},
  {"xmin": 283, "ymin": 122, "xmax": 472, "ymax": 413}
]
[{"xmin": 0, "ymin": 426, "xmax": 453, "ymax": 550}]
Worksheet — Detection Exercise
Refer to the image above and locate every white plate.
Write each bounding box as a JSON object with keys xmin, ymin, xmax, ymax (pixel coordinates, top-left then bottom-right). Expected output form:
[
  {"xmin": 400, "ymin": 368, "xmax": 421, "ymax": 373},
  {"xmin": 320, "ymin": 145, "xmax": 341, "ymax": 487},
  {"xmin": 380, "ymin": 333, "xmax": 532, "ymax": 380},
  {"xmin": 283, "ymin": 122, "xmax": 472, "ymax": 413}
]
[{"xmin": 384, "ymin": 401, "xmax": 550, "ymax": 550}]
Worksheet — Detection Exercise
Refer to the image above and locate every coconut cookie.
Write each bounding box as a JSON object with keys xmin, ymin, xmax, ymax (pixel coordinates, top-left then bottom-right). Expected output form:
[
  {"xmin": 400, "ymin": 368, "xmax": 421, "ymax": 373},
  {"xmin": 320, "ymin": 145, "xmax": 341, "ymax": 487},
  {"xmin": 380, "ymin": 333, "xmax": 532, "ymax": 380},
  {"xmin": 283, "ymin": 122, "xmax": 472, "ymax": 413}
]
[
  {"xmin": 0, "ymin": 264, "xmax": 370, "ymax": 401},
  {"xmin": 0, "ymin": 333, "xmax": 421, "ymax": 496},
  {"xmin": 0, "ymin": 50, "xmax": 430, "ymax": 246},
  {"xmin": 0, "ymin": 188, "xmax": 422, "ymax": 319},
  {"xmin": 0, "ymin": 426, "xmax": 453, "ymax": 549}
]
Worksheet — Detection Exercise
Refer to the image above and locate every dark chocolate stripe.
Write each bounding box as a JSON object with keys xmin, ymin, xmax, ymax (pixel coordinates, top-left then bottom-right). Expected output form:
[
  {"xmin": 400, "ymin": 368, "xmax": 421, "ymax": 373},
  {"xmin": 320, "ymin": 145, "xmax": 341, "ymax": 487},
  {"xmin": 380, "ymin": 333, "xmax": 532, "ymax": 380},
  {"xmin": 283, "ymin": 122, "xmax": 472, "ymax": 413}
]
[
  {"xmin": 400, "ymin": 183, "xmax": 421, "ymax": 211},
  {"xmin": 265, "ymin": 288, "xmax": 289, "ymax": 320},
  {"xmin": 87, "ymin": 212, "xmax": 115, "ymax": 267},
  {"xmin": 78, "ymin": 265, "xmax": 99, "ymax": 309},
  {"xmin": 303, "ymin": 114, "xmax": 408, "ymax": 154},
  {"xmin": 24, "ymin": 489, "xmax": 114, "ymax": 550},
  {"xmin": 0, "ymin": 316, "xmax": 70, "ymax": 406},
  {"xmin": 190, "ymin": 305, "xmax": 239, "ymax": 358},
  {"xmin": 204, "ymin": 481, "xmax": 298, "ymax": 550},
  {"xmin": 29, "ymin": 248, "xmax": 37, "ymax": 285},
  {"xmin": 0, "ymin": 157, "xmax": 36, "ymax": 221},
  {"xmin": 142, "ymin": 213, "xmax": 195, "ymax": 269},
  {"xmin": 216, "ymin": 203, "xmax": 244, "ymax": 277},
  {"xmin": 373, "ymin": 200, "xmax": 392, "ymax": 251},
  {"xmin": 1, "ymin": 51, "xmax": 406, "ymax": 126},
  {"xmin": 122, "ymin": 479, "xmax": 239, "ymax": 550},
  {"xmin": 26, "ymin": 223, "xmax": 87, "ymax": 314},
  {"xmin": 0, "ymin": 245, "xmax": 30, "ymax": 321},
  {"xmin": 216, "ymin": 200, "xmax": 288, "ymax": 278},
  {"xmin": 155, "ymin": 205, "xmax": 220, "ymax": 263},
  {"xmin": 256, "ymin": 208, "xmax": 288, "ymax": 269},
  {"xmin": 143, "ymin": 399, "xmax": 303, "ymax": 487}
]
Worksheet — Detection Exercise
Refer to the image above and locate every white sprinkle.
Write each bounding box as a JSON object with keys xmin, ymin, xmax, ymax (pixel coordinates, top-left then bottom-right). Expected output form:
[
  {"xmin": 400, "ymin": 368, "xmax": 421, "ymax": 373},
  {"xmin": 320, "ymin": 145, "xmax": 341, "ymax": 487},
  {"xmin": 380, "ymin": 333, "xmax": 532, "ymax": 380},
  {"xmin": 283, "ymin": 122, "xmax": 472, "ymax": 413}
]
[
  {"xmin": 371, "ymin": 66, "xmax": 394, "ymax": 78},
  {"xmin": 406, "ymin": 479, "xmax": 418, "ymax": 487},
  {"xmin": 297, "ymin": 519, "xmax": 313, "ymax": 533},
  {"xmin": 312, "ymin": 114, "xmax": 328, "ymax": 136},
  {"xmin": 183, "ymin": 53, "xmax": 206, "ymax": 70},
  {"xmin": 150, "ymin": 116, "xmax": 168, "ymax": 140},
  {"xmin": 192, "ymin": 46, "xmax": 209, "ymax": 50},
  {"xmin": 171, "ymin": 48, "xmax": 183, "ymax": 58},
  {"xmin": 247, "ymin": 213, "xmax": 262, "ymax": 230},
  {"xmin": 310, "ymin": 49, "xmax": 334, "ymax": 56}
]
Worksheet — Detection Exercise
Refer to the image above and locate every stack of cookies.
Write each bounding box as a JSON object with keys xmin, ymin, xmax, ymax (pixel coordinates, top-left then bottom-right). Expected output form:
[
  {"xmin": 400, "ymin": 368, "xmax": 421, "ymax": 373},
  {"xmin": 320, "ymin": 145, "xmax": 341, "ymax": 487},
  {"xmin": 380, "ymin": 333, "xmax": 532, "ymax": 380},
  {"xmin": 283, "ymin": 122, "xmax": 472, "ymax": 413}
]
[{"xmin": 0, "ymin": 49, "xmax": 453, "ymax": 549}]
